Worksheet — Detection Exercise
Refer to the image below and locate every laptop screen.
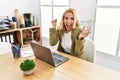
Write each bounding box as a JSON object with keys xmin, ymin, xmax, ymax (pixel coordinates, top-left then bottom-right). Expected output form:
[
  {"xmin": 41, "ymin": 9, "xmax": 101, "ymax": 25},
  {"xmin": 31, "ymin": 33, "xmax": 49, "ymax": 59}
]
[
  {"xmin": 30, "ymin": 42, "xmax": 55, "ymax": 66},
  {"xmin": 30, "ymin": 42, "xmax": 69, "ymax": 67}
]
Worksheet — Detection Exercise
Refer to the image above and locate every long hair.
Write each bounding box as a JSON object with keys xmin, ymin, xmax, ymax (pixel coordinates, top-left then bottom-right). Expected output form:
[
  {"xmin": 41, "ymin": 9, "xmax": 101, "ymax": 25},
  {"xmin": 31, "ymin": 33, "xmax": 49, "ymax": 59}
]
[{"xmin": 57, "ymin": 8, "xmax": 80, "ymax": 30}]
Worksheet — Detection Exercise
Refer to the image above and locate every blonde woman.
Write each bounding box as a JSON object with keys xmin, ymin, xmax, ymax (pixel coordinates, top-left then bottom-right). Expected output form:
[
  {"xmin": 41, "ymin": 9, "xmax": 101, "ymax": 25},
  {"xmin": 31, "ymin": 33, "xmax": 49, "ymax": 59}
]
[{"xmin": 49, "ymin": 8, "xmax": 90, "ymax": 60}]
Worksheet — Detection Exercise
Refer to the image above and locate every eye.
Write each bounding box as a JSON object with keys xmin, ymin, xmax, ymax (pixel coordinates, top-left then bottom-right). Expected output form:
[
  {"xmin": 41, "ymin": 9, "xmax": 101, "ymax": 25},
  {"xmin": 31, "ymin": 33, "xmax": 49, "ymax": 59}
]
[
  {"xmin": 71, "ymin": 17, "xmax": 74, "ymax": 20},
  {"xmin": 64, "ymin": 17, "xmax": 68, "ymax": 20}
]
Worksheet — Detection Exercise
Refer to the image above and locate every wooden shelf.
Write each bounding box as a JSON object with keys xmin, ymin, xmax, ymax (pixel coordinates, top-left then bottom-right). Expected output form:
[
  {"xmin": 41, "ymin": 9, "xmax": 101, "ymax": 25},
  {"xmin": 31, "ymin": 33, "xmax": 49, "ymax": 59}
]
[{"xmin": 0, "ymin": 26, "xmax": 42, "ymax": 47}]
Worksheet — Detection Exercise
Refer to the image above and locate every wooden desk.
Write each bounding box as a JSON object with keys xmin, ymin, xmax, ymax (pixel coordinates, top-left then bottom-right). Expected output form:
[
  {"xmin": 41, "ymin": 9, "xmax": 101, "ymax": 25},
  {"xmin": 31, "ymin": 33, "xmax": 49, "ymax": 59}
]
[{"xmin": 0, "ymin": 51, "xmax": 120, "ymax": 80}]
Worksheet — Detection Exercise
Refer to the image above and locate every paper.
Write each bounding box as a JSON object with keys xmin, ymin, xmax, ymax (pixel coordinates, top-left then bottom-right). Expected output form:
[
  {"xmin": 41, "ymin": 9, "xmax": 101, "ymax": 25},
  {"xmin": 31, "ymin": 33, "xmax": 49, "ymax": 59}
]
[{"xmin": 21, "ymin": 48, "xmax": 34, "ymax": 58}]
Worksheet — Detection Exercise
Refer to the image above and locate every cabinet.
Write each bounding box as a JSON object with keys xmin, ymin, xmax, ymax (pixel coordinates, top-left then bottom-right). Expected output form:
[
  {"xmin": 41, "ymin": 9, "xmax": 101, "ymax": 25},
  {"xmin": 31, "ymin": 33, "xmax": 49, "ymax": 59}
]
[{"xmin": 0, "ymin": 26, "xmax": 41, "ymax": 47}]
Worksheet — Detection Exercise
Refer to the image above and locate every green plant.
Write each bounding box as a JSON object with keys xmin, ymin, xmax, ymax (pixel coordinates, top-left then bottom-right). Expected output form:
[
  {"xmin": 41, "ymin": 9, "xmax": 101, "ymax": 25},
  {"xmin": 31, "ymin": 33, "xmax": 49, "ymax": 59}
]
[
  {"xmin": 23, "ymin": 37, "xmax": 29, "ymax": 43},
  {"xmin": 20, "ymin": 59, "xmax": 35, "ymax": 71}
]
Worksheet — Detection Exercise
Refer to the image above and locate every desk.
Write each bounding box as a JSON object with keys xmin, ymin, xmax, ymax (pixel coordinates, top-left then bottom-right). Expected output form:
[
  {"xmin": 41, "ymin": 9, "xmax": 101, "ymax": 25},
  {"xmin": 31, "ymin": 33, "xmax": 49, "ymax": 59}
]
[{"xmin": 0, "ymin": 51, "xmax": 120, "ymax": 80}]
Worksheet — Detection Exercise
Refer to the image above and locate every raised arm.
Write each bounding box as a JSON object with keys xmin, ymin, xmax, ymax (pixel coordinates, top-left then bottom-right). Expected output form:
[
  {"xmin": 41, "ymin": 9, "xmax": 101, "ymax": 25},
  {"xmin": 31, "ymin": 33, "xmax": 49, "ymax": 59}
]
[{"xmin": 49, "ymin": 19, "xmax": 59, "ymax": 46}]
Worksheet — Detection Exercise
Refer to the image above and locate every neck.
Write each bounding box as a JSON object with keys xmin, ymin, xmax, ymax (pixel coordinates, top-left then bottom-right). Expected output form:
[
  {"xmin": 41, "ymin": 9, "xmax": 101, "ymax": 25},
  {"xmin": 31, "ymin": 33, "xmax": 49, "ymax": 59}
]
[{"xmin": 66, "ymin": 30, "xmax": 71, "ymax": 33}]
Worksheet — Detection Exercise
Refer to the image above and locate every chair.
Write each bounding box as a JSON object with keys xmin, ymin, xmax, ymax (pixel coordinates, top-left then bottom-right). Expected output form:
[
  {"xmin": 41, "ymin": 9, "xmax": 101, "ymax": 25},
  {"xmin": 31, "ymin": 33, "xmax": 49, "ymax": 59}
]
[
  {"xmin": 83, "ymin": 39, "xmax": 96, "ymax": 63},
  {"xmin": 0, "ymin": 42, "xmax": 12, "ymax": 55}
]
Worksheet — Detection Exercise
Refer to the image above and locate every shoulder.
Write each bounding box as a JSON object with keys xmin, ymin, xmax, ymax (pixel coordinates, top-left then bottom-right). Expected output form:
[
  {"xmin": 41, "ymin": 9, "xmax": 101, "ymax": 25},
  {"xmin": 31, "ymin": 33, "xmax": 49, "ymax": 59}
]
[{"xmin": 73, "ymin": 26, "xmax": 81, "ymax": 33}]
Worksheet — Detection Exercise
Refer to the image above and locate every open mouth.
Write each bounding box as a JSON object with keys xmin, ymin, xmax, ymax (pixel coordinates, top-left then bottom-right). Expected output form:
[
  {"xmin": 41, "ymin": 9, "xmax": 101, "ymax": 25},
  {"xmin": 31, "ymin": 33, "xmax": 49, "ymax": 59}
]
[
  {"xmin": 65, "ymin": 24, "xmax": 73, "ymax": 31},
  {"xmin": 66, "ymin": 24, "xmax": 72, "ymax": 28}
]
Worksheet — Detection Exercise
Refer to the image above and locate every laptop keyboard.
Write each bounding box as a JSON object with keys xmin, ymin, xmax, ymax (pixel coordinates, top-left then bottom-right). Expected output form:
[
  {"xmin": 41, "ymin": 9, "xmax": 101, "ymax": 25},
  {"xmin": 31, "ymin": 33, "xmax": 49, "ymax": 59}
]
[
  {"xmin": 52, "ymin": 52, "xmax": 68, "ymax": 61},
  {"xmin": 53, "ymin": 58, "xmax": 62, "ymax": 65},
  {"xmin": 52, "ymin": 52, "xmax": 62, "ymax": 58}
]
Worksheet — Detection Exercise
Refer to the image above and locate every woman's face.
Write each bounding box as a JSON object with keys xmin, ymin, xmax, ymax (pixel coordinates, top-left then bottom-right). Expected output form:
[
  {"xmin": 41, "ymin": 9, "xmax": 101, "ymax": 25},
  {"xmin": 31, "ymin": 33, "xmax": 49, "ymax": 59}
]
[{"xmin": 63, "ymin": 12, "xmax": 74, "ymax": 33}]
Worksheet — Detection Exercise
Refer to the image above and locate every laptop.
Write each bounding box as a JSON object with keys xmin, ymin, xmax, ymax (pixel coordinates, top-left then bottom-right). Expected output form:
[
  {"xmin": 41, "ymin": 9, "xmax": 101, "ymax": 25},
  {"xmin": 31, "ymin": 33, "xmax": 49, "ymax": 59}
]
[{"xmin": 30, "ymin": 42, "xmax": 69, "ymax": 67}]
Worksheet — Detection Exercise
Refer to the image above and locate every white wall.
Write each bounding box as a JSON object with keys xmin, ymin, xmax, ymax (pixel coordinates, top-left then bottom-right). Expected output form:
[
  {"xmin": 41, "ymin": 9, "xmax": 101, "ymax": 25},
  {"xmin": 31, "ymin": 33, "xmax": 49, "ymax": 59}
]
[
  {"xmin": 0, "ymin": 0, "xmax": 40, "ymax": 24},
  {"xmin": 70, "ymin": 0, "xmax": 96, "ymax": 21}
]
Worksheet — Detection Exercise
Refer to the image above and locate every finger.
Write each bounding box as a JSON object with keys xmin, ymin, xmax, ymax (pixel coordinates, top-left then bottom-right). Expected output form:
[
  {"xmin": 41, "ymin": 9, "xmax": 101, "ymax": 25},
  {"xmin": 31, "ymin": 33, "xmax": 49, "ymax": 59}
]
[
  {"xmin": 54, "ymin": 19, "xmax": 57, "ymax": 22},
  {"xmin": 87, "ymin": 27, "xmax": 91, "ymax": 31},
  {"xmin": 51, "ymin": 20, "xmax": 54, "ymax": 23},
  {"xmin": 51, "ymin": 20, "xmax": 53, "ymax": 23},
  {"xmin": 84, "ymin": 27, "xmax": 90, "ymax": 31},
  {"xmin": 83, "ymin": 26, "xmax": 85, "ymax": 30},
  {"xmin": 51, "ymin": 19, "xmax": 57, "ymax": 23},
  {"xmin": 87, "ymin": 27, "xmax": 91, "ymax": 30},
  {"xmin": 83, "ymin": 30, "xmax": 89, "ymax": 35},
  {"xmin": 87, "ymin": 29, "xmax": 91, "ymax": 33}
]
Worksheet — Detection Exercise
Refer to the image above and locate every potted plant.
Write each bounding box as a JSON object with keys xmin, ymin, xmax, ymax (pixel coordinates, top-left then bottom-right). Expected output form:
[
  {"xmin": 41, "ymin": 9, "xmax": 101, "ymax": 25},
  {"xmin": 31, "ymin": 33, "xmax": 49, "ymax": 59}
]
[
  {"xmin": 23, "ymin": 37, "xmax": 29, "ymax": 44},
  {"xmin": 20, "ymin": 59, "xmax": 35, "ymax": 75}
]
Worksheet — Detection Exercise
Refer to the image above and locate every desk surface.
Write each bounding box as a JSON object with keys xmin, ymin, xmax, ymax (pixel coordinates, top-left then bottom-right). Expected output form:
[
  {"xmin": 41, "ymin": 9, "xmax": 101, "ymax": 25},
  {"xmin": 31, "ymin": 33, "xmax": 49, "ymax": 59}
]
[{"xmin": 0, "ymin": 51, "xmax": 120, "ymax": 80}]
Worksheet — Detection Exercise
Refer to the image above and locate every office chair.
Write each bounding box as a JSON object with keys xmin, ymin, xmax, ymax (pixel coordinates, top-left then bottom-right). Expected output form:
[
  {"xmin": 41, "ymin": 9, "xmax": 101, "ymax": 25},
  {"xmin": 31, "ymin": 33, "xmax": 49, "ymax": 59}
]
[
  {"xmin": 0, "ymin": 42, "xmax": 11, "ymax": 55},
  {"xmin": 83, "ymin": 38, "xmax": 96, "ymax": 63}
]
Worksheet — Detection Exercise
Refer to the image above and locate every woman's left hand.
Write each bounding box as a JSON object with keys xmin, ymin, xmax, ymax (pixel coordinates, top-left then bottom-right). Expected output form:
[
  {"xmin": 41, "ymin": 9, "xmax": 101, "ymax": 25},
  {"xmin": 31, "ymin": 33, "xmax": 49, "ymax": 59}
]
[{"xmin": 78, "ymin": 27, "xmax": 91, "ymax": 39}]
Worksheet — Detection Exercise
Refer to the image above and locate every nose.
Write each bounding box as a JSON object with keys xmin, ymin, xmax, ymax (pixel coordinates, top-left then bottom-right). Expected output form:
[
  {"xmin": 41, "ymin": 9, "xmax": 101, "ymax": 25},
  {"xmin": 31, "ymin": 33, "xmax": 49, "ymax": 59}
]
[{"xmin": 67, "ymin": 19, "xmax": 71, "ymax": 23}]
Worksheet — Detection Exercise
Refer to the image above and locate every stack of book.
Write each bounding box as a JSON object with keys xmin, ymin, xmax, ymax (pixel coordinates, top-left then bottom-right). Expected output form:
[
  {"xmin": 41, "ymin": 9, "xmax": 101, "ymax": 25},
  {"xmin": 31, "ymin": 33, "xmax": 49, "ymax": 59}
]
[{"xmin": 0, "ymin": 16, "xmax": 12, "ymax": 30}]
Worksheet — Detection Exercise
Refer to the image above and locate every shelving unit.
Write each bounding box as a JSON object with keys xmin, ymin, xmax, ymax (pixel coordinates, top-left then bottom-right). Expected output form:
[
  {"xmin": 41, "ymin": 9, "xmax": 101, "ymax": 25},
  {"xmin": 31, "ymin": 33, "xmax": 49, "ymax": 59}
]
[{"xmin": 0, "ymin": 26, "xmax": 41, "ymax": 47}]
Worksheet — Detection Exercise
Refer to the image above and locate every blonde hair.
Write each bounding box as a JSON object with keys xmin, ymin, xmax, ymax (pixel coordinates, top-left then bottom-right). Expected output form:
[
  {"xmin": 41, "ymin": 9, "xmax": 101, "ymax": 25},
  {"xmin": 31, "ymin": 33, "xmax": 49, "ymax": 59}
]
[{"xmin": 57, "ymin": 8, "xmax": 80, "ymax": 30}]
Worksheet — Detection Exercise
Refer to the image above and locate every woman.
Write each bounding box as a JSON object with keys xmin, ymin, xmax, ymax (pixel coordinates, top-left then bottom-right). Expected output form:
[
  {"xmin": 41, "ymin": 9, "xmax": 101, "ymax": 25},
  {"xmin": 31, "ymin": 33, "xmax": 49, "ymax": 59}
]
[{"xmin": 49, "ymin": 8, "xmax": 90, "ymax": 60}]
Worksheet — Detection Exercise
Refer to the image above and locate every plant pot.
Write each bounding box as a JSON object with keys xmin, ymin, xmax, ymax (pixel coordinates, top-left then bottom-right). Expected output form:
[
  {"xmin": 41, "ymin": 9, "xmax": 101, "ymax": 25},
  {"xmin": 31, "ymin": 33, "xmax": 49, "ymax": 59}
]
[
  {"xmin": 23, "ymin": 37, "xmax": 29, "ymax": 44},
  {"xmin": 20, "ymin": 59, "xmax": 35, "ymax": 75},
  {"xmin": 23, "ymin": 69, "xmax": 34, "ymax": 76},
  {"xmin": 24, "ymin": 41, "xmax": 29, "ymax": 44}
]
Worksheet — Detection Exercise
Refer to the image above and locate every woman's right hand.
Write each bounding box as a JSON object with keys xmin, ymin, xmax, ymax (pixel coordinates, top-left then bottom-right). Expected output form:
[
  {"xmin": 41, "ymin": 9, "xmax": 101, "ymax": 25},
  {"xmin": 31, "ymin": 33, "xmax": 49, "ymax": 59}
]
[{"xmin": 51, "ymin": 19, "xmax": 57, "ymax": 28}]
